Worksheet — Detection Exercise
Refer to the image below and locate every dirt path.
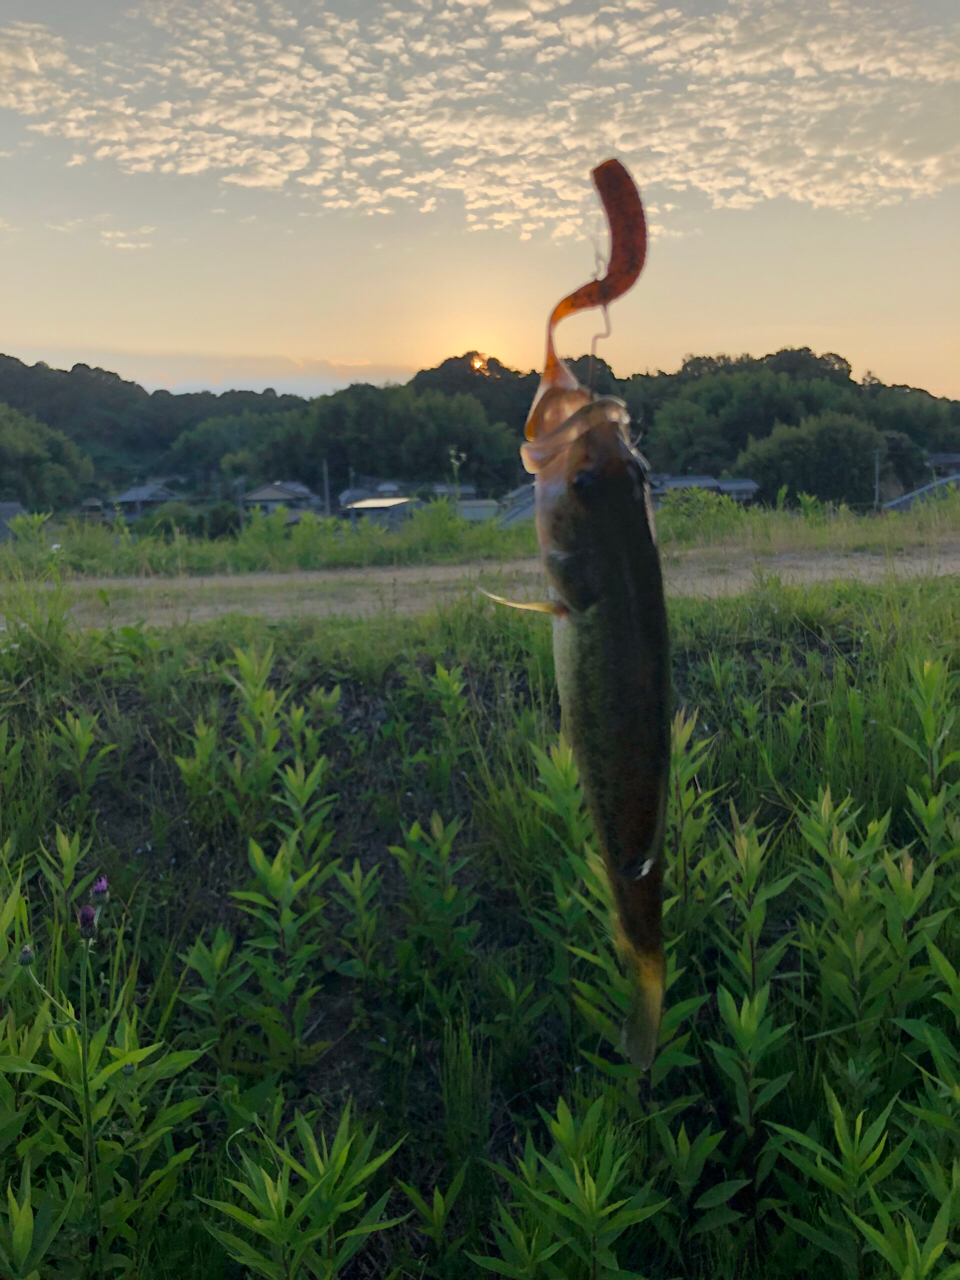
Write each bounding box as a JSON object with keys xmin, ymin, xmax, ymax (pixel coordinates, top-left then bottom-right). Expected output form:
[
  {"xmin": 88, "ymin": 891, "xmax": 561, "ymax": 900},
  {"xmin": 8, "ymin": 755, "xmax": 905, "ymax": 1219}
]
[{"xmin": 6, "ymin": 547, "xmax": 960, "ymax": 630}]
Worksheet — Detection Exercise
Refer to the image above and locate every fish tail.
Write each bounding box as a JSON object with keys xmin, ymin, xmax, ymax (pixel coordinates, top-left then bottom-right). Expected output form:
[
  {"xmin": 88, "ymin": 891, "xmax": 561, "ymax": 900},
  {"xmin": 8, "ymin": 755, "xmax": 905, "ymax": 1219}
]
[{"xmin": 620, "ymin": 947, "xmax": 665, "ymax": 1070}]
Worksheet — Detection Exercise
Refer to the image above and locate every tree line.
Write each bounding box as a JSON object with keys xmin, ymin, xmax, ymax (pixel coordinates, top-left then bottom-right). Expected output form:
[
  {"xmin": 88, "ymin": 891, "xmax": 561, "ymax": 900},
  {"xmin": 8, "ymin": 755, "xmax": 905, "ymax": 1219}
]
[{"xmin": 0, "ymin": 347, "xmax": 958, "ymax": 510}]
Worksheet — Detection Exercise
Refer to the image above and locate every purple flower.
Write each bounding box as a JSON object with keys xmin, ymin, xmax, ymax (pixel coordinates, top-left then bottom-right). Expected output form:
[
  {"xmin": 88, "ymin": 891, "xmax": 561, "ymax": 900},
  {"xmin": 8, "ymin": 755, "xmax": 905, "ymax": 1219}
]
[
  {"xmin": 18, "ymin": 944, "xmax": 35, "ymax": 967},
  {"xmin": 78, "ymin": 905, "xmax": 97, "ymax": 939},
  {"xmin": 92, "ymin": 876, "xmax": 109, "ymax": 905}
]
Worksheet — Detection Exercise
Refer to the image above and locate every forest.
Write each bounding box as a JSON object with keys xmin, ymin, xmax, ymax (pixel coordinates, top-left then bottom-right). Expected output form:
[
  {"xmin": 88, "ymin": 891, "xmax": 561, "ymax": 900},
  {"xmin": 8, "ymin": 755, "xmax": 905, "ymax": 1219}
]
[{"xmin": 0, "ymin": 348, "xmax": 958, "ymax": 509}]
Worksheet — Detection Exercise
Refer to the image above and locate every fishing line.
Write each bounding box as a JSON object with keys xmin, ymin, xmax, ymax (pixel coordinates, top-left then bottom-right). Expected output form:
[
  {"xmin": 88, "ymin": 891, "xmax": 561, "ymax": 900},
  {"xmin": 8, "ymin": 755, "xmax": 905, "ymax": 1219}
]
[
  {"xmin": 586, "ymin": 237, "xmax": 608, "ymax": 395},
  {"xmin": 588, "ymin": 305, "xmax": 612, "ymax": 398}
]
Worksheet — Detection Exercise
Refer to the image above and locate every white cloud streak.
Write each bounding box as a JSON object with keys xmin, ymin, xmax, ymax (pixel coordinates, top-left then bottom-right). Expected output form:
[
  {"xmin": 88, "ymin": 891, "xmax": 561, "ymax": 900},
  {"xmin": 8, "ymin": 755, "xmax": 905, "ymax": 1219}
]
[{"xmin": 1, "ymin": 0, "xmax": 957, "ymax": 236}]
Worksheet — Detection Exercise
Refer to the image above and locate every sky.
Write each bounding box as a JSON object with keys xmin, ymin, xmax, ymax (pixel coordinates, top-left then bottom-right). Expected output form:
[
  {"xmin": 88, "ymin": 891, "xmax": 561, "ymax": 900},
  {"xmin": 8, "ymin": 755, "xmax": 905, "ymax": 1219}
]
[{"xmin": 1, "ymin": 0, "xmax": 958, "ymax": 398}]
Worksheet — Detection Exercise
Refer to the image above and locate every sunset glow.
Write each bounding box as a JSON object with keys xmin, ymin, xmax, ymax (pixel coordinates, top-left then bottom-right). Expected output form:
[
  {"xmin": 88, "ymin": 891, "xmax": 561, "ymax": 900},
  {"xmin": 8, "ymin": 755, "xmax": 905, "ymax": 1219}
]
[{"xmin": 0, "ymin": 0, "xmax": 956, "ymax": 396}]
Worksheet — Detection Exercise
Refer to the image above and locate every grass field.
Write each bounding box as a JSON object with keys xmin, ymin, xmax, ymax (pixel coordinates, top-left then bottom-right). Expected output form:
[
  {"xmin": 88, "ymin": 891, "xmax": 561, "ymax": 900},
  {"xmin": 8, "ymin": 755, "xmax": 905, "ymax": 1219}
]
[
  {"xmin": 7, "ymin": 485, "xmax": 960, "ymax": 584},
  {"xmin": 2, "ymin": 573, "xmax": 960, "ymax": 1279},
  {"xmin": 23, "ymin": 543, "xmax": 960, "ymax": 631}
]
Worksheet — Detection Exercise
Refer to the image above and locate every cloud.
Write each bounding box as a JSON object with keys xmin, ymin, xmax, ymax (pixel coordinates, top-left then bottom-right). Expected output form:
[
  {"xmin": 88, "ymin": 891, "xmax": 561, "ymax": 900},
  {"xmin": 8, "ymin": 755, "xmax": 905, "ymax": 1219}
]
[
  {"xmin": 1, "ymin": 0, "xmax": 957, "ymax": 236},
  {"xmin": 100, "ymin": 226, "xmax": 154, "ymax": 249}
]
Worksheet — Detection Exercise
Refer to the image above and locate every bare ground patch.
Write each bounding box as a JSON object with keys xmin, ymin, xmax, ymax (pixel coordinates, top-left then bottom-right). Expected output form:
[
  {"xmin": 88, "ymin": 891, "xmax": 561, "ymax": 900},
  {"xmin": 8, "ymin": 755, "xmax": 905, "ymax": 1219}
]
[{"xmin": 5, "ymin": 545, "xmax": 960, "ymax": 629}]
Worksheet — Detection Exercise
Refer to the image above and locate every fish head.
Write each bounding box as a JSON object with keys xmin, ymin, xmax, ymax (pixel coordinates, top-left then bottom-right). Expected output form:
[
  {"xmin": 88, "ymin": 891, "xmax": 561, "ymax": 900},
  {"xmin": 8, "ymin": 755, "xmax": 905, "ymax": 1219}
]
[{"xmin": 522, "ymin": 395, "xmax": 644, "ymax": 565}]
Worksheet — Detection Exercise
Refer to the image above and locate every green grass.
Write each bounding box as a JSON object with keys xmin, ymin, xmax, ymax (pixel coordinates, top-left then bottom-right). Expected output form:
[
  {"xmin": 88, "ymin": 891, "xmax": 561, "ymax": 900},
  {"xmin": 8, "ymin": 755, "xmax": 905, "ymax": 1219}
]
[
  {"xmin": 655, "ymin": 485, "xmax": 960, "ymax": 556},
  {"xmin": 4, "ymin": 501, "xmax": 538, "ymax": 580},
  {"xmin": 7, "ymin": 486, "xmax": 960, "ymax": 584},
  {"xmin": 2, "ymin": 575, "xmax": 960, "ymax": 1277}
]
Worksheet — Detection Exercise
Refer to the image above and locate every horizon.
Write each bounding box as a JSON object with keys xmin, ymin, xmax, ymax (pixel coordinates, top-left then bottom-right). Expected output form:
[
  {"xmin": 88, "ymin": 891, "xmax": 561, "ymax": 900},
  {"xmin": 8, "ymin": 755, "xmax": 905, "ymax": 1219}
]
[
  {"xmin": 6, "ymin": 341, "xmax": 952, "ymax": 405},
  {"xmin": 2, "ymin": 0, "xmax": 958, "ymax": 399}
]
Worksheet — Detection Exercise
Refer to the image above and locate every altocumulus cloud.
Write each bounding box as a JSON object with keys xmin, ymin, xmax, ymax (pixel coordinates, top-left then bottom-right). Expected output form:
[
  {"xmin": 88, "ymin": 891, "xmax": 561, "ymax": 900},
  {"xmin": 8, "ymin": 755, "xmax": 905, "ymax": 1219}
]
[{"xmin": 1, "ymin": 0, "xmax": 957, "ymax": 238}]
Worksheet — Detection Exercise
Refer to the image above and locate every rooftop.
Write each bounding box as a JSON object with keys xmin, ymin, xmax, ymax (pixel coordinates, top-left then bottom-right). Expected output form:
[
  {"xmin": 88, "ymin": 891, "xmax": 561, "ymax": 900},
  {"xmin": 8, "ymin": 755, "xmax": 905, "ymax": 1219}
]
[
  {"xmin": 244, "ymin": 482, "xmax": 314, "ymax": 503},
  {"xmin": 112, "ymin": 484, "xmax": 175, "ymax": 504},
  {"xmin": 344, "ymin": 497, "xmax": 412, "ymax": 510}
]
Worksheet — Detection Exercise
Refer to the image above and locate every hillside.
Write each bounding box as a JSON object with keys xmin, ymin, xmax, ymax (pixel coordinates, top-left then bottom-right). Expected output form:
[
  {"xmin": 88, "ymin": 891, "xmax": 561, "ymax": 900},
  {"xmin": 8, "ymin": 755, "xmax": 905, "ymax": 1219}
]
[
  {"xmin": 0, "ymin": 354, "xmax": 307, "ymax": 487},
  {"xmin": 1, "ymin": 347, "xmax": 959, "ymax": 508}
]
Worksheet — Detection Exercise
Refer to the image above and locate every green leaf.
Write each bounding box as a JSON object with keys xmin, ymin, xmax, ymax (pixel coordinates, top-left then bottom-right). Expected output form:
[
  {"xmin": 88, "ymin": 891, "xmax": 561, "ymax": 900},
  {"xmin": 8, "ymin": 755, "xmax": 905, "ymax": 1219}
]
[
  {"xmin": 10, "ymin": 1182, "xmax": 34, "ymax": 1268},
  {"xmin": 200, "ymin": 1222, "xmax": 281, "ymax": 1280},
  {"xmin": 690, "ymin": 1205, "xmax": 743, "ymax": 1235},
  {"xmin": 694, "ymin": 1178, "xmax": 750, "ymax": 1210},
  {"xmin": 0, "ymin": 1057, "xmax": 61, "ymax": 1084}
]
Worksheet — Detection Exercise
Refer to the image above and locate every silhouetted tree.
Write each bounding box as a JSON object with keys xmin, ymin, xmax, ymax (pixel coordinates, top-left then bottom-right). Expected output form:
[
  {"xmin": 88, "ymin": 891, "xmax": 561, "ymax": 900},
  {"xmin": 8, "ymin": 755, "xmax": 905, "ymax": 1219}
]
[
  {"xmin": 411, "ymin": 353, "xmax": 538, "ymax": 435},
  {"xmin": 735, "ymin": 412, "xmax": 884, "ymax": 506},
  {"xmin": 0, "ymin": 403, "xmax": 94, "ymax": 509}
]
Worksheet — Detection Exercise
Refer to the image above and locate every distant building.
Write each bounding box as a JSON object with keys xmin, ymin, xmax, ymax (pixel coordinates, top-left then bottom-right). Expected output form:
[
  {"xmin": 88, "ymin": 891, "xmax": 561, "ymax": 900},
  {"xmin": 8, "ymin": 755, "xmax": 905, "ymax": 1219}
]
[
  {"xmin": 0, "ymin": 502, "xmax": 26, "ymax": 539},
  {"xmin": 652, "ymin": 475, "xmax": 720, "ymax": 493},
  {"xmin": 458, "ymin": 498, "xmax": 500, "ymax": 522},
  {"xmin": 342, "ymin": 496, "xmax": 422, "ymax": 528},
  {"xmin": 885, "ymin": 473, "xmax": 960, "ymax": 513},
  {"xmin": 243, "ymin": 482, "xmax": 318, "ymax": 514},
  {"xmin": 337, "ymin": 487, "xmax": 373, "ymax": 508},
  {"xmin": 80, "ymin": 498, "xmax": 106, "ymax": 523},
  {"xmin": 926, "ymin": 453, "xmax": 960, "ymax": 479},
  {"xmin": 716, "ymin": 478, "xmax": 760, "ymax": 502},
  {"xmin": 497, "ymin": 484, "xmax": 535, "ymax": 528},
  {"xmin": 648, "ymin": 475, "xmax": 759, "ymax": 504},
  {"xmin": 278, "ymin": 480, "xmax": 319, "ymax": 502},
  {"xmin": 433, "ymin": 482, "xmax": 477, "ymax": 498},
  {"xmin": 111, "ymin": 483, "xmax": 176, "ymax": 520},
  {"xmin": 498, "ymin": 474, "xmax": 757, "ymax": 525}
]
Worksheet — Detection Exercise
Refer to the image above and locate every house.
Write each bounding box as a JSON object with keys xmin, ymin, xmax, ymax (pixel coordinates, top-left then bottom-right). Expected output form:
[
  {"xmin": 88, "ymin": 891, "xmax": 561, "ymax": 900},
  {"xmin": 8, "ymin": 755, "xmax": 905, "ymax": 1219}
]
[
  {"xmin": 497, "ymin": 474, "xmax": 757, "ymax": 521},
  {"xmin": 337, "ymin": 487, "xmax": 373, "ymax": 508},
  {"xmin": 433, "ymin": 483, "xmax": 478, "ymax": 498},
  {"xmin": 80, "ymin": 498, "xmax": 106, "ymax": 523},
  {"xmin": 279, "ymin": 480, "xmax": 321, "ymax": 504},
  {"xmin": 716, "ymin": 478, "xmax": 760, "ymax": 502},
  {"xmin": 884, "ymin": 474, "xmax": 960, "ymax": 513},
  {"xmin": 656, "ymin": 475, "xmax": 722, "ymax": 494},
  {"xmin": 0, "ymin": 502, "xmax": 26, "ymax": 539},
  {"xmin": 648, "ymin": 475, "xmax": 759, "ymax": 505},
  {"xmin": 342, "ymin": 496, "xmax": 422, "ymax": 529},
  {"xmin": 458, "ymin": 498, "xmax": 500, "ymax": 522},
  {"xmin": 111, "ymin": 483, "xmax": 176, "ymax": 520},
  {"xmin": 243, "ymin": 482, "xmax": 317, "ymax": 514},
  {"xmin": 926, "ymin": 453, "xmax": 960, "ymax": 480},
  {"xmin": 497, "ymin": 483, "xmax": 535, "ymax": 528}
]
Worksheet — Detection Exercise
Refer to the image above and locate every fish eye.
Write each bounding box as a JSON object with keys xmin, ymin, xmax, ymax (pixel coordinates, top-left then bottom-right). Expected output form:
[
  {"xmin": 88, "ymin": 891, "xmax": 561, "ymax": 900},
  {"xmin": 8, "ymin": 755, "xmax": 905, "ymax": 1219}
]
[{"xmin": 572, "ymin": 467, "xmax": 600, "ymax": 495}]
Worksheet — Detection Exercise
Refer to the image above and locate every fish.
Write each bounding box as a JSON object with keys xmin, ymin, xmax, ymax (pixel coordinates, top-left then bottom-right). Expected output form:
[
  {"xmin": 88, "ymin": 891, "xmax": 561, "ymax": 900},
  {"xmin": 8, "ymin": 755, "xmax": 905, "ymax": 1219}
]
[{"xmin": 495, "ymin": 159, "xmax": 670, "ymax": 1069}]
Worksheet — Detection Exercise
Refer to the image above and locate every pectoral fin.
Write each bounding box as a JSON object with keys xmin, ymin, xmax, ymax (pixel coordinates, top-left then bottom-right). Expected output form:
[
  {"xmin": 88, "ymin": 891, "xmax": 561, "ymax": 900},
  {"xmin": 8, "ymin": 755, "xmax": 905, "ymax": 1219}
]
[{"xmin": 482, "ymin": 591, "xmax": 567, "ymax": 617}]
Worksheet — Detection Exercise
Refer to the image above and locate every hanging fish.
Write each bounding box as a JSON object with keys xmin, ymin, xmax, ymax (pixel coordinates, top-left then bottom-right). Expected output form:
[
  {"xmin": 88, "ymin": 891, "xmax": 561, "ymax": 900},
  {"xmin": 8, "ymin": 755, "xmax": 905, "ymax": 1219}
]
[{"xmin": 491, "ymin": 159, "xmax": 670, "ymax": 1069}]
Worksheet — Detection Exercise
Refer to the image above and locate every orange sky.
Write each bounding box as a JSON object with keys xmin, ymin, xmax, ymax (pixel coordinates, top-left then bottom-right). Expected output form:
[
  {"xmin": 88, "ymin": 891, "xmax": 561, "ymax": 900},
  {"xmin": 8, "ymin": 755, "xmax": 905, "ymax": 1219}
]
[{"xmin": 1, "ymin": 0, "xmax": 957, "ymax": 398}]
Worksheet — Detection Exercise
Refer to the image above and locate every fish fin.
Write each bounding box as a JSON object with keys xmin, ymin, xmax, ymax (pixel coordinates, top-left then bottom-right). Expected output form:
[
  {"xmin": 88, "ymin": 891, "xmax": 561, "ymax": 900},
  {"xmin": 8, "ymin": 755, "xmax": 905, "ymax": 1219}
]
[
  {"xmin": 482, "ymin": 590, "xmax": 567, "ymax": 617},
  {"xmin": 620, "ymin": 949, "xmax": 665, "ymax": 1071}
]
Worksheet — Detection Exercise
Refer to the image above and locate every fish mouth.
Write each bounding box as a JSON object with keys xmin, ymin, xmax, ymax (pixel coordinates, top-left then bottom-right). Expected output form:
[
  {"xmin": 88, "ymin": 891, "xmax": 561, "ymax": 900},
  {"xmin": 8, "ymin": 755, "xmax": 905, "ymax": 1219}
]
[{"xmin": 521, "ymin": 396, "xmax": 631, "ymax": 477}]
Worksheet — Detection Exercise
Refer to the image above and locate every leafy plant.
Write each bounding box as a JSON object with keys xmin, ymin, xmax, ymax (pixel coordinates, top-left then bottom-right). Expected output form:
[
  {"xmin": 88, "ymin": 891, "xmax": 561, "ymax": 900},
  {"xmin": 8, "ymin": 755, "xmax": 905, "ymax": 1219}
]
[{"xmin": 201, "ymin": 1103, "xmax": 404, "ymax": 1280}]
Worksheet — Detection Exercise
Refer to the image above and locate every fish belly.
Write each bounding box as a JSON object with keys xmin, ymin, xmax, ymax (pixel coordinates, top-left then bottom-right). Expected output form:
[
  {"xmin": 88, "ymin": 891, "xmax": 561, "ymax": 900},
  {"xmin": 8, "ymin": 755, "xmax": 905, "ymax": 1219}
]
[{"xmin": 551, "ymin": 604, "xmax": 668, "ymax": 906}]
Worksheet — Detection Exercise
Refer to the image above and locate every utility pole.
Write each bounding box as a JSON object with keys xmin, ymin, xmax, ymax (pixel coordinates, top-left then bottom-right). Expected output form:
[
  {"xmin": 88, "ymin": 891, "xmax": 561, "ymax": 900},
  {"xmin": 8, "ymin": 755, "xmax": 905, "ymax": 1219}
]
[
  {"xmin": 323, "ymin": 458, "xmax": 331, "ymax": 517},
  {"xmin": 874, "ymin": 450, "xmax": 880, "ymax": 511},
  {"xmin": 235, "ymin": 475, "xmax": 245, "ymax": 531},
  {"xmin": 449, "ymin": 447, "xmax": 467, "ymax": 502}
]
